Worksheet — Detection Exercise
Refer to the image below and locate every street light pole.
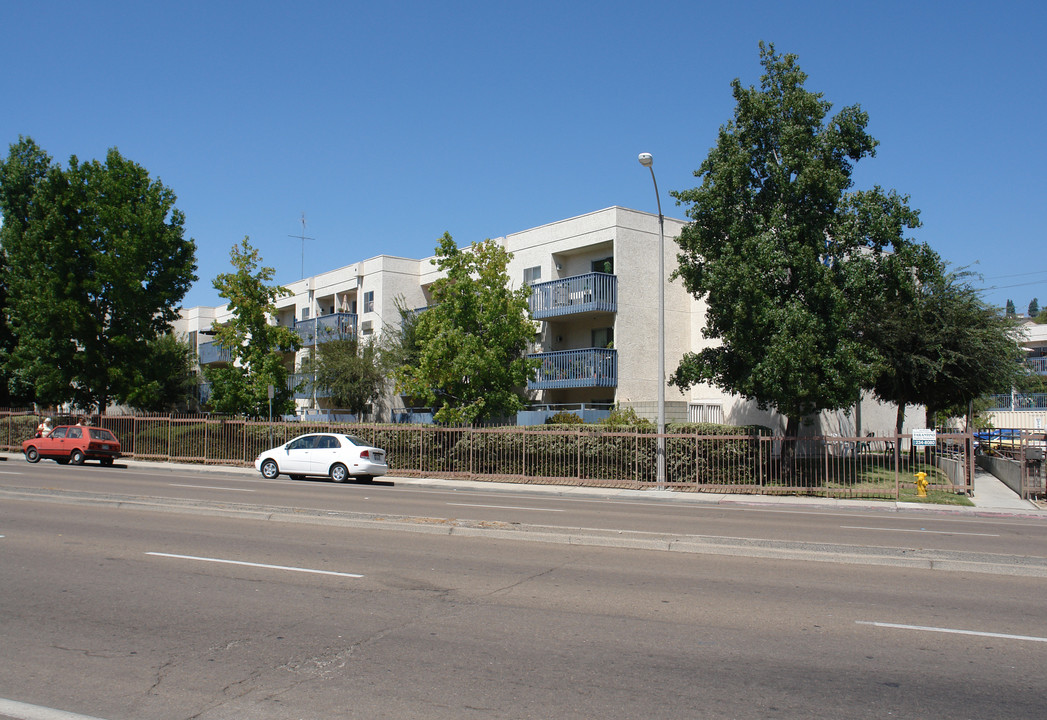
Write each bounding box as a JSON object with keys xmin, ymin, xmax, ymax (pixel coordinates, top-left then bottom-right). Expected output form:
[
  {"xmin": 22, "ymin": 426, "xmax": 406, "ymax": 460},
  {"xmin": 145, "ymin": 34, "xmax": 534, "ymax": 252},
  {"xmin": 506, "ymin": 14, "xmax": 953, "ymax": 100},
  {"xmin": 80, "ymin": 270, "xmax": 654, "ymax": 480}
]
[{"xmin": 638, "ymin": 152, "xmax": 666, "ymax": 488}]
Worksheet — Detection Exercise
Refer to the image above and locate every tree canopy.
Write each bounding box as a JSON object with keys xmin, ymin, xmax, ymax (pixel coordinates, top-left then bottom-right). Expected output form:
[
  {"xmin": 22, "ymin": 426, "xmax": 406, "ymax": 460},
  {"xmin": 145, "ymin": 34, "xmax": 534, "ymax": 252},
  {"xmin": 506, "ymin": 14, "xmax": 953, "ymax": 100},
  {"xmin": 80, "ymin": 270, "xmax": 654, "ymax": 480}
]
[
  {"xmin": 868, "ymin": 262, "xmax": 1026, "ymax": 430},
  {"xmin": 395, "ymin": 233, "xmax": 537, "ymax": 424},
  {"xmin": 204, "ymin": 238, "xmax": 300, "ymax": 417},
  {"xmin": 670, "ymin": 43, "xmax": 924, "ymax": 436},
  {"xmin": 304, "ymin": 336, "xmax": 385, "ymax": 417},
  {"xmin": 0, "ymin": 136, "xmax": 198, "ymax": 412}
]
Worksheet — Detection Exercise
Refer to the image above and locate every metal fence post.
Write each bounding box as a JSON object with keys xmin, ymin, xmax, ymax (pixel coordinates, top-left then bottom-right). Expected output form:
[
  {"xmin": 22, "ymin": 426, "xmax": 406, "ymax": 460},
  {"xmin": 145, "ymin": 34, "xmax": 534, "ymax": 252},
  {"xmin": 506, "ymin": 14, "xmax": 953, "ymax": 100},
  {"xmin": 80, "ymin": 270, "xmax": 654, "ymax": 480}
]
[{"xmin": 894, "ymin": 431, "xmax": 901, "ymax": 498}]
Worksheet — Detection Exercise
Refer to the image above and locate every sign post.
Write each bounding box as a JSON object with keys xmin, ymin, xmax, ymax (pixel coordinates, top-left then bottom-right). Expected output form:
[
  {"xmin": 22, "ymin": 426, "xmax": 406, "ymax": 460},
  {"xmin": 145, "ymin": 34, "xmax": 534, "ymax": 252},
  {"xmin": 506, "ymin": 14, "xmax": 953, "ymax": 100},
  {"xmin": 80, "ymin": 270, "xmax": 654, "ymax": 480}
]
[{"xmin": 267, "ymin": 384, "xmax": 275, "ymax": 445}]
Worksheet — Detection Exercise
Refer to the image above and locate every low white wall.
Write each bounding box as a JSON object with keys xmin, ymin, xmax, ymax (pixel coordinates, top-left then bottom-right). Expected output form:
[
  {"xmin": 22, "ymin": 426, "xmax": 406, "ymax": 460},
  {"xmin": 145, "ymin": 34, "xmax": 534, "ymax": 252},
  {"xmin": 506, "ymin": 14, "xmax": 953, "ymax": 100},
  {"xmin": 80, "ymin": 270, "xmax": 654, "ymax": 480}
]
[{"xmin": 985, "ymin": 411, "xmax": 1046, "ymax": 430}]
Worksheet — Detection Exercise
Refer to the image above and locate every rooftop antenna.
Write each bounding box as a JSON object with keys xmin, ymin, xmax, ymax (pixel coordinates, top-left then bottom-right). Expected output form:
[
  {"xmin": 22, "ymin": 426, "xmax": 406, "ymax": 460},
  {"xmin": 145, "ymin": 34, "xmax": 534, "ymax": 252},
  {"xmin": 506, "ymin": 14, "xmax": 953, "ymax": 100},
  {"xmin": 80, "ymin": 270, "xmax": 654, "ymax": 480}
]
[{"xmin": 288, "ymin": 212, "xmax": 315, "ymax": 279}]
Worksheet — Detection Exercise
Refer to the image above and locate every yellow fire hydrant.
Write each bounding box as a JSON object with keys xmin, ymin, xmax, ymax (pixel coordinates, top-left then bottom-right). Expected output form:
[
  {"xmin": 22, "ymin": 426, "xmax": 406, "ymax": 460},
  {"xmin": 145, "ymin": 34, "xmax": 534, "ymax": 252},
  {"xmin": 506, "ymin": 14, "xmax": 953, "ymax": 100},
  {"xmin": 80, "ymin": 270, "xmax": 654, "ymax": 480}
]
[{"xmin": 913, "ymin": 472, "xmax": 929, "ymax": 497}]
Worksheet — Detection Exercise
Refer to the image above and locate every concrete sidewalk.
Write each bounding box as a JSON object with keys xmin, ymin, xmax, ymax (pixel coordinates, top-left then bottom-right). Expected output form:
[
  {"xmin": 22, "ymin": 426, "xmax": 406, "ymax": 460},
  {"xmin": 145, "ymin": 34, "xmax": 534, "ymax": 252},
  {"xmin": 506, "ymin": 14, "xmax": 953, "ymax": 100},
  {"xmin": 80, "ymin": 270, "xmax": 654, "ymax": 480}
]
[
  {"xmin": 94, "ymin": 454, "xmax": 1047, "ymax": 519},
  {"xmin": 970, "ymin": 467, "xmax": 1042, "ymax": 511}
]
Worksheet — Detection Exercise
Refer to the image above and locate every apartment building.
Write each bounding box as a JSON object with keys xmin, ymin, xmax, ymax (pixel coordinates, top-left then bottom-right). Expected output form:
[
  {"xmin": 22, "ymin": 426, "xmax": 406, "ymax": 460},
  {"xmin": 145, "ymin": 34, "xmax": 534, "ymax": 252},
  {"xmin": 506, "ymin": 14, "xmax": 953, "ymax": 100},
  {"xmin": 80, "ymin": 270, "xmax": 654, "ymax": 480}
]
[
  {"xmin": 986, "ymin": 321, "xmax": 1047, "ymax": 430},
  {"xmin": 174, "ymin": 206, "xmax": 916, "ymax": 434}
]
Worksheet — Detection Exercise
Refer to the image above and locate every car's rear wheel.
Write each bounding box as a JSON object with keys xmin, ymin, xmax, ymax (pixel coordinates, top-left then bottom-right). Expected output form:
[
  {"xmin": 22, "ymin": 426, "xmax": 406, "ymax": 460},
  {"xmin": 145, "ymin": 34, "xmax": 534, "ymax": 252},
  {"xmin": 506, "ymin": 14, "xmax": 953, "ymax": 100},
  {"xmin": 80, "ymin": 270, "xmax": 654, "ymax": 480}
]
[
  {"xmin": 330, "ymin": 463, "xmax": 349, "ymax": 483},
  {"xmin": 70, "ymin": 449, "xmax": 85, "ymax": 465},
  {"xmin": 260, "ymin": 459, "xmax": 279, "ymax": 479},
  {"xmin": 25, "ymin": 446, "xmax": 40, "ymax": 463}
]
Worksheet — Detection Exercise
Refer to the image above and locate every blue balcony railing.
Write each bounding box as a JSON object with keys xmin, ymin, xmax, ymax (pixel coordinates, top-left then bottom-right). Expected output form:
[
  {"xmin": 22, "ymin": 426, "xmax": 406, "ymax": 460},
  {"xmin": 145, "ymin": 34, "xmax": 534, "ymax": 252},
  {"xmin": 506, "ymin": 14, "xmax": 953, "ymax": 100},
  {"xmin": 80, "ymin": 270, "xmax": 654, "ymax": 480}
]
[
  {"xmin": 294, "ymin": 312, "xmax": 358, "ymax": 346},
  {"xmin": 1026, "ymin": 356, "xmax": 1046, "ymax": 375},
  {"xmin": 288, "ymin": 372, "xmax": 332, "ymax": 400},
  {"xmin": 528, "ymin": 348, "xmax": 617, "ymax": 390},
  {"xmin": 529, "ymin": 272, "xmax": 616, "ymax": 319},
  {"xmin": 985, "ymin": 393, "xmax": 1047, "ymax": 411},
  {"xmin": 198, "ymin": 340, "xmax": 233, "ymax": 365}
]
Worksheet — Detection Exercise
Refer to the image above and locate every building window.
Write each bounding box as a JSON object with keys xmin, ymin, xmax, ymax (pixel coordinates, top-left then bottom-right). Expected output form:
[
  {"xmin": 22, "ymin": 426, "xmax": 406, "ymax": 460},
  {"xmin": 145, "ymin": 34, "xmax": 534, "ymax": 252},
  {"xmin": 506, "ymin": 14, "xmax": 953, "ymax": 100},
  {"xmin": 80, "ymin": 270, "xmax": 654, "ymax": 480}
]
[
  {"xmin": 364, "ymin": 291, "xmax": 374, "ymax": 313},
  {"xmin": 523, "ymin": 266, "xmax": 541, "ymax": 285},
  {"xmin": 301, "ymin": 307, "xmax": 310, "ymax": 320},
  {"xmin": 688, "ymin": 403, "xmax": 724, "ymax": 424},
  {"xmin": 592, "ymin": 327, "xmax": 614, "ymax": 349},
  {"xmin": 591, "ymin": 256, "xmax": 614, "ymax": 274}
]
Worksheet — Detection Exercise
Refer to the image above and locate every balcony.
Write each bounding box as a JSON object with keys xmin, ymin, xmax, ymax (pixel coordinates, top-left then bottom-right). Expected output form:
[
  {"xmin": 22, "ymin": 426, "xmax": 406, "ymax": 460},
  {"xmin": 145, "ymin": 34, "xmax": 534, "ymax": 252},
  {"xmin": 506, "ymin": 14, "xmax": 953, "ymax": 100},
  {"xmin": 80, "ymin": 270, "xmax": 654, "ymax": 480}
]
[
  {"xmin": 529, "ymin": 272, "xmax": 616, "ymax": 320},
  {"xmin": 294, "ymin": 312, "xmax": 358, "ymax": 346},
  {"xmin": 288, "ymin": 372, "xmax": 333, "ymax": 400},
  {"xmin": 1026, "ymin": 356, "xmax": 1046, "ymax": 375},
  {"xmin": 197, "ymin": 340, "xmax": 233, "ymax": 365},
  {"xmin": 528, "ymin": 348, "xmax": 617, "ymax": 390},
  {"xmin": 985, "ymin": 393, "xmax": 1047, "ymax": 411}
]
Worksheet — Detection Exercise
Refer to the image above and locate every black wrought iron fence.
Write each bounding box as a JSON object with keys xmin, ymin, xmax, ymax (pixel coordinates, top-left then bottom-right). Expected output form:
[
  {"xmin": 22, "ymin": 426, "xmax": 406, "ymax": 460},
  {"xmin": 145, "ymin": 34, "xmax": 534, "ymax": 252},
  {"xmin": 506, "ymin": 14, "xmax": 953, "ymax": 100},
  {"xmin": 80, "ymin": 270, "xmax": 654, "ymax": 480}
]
[{"xmin": 0, "ymin": 411, "xmax": 974, "ymax": 499}]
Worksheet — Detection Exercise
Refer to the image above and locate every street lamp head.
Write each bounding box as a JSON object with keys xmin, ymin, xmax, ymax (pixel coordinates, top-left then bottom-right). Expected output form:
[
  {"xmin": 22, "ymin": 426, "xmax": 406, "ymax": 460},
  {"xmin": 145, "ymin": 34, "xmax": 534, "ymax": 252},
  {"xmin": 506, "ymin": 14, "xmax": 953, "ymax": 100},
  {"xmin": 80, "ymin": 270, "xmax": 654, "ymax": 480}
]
[{"xmin": 638, "ymin": 152, "xmax": 653, "ymax": 168}]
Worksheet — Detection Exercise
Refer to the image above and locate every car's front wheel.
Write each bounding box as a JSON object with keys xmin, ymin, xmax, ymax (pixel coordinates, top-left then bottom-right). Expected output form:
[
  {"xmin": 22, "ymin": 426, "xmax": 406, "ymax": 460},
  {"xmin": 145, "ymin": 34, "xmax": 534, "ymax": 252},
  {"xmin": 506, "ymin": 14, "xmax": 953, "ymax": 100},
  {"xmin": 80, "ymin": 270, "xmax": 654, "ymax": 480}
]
[
  {"xmin": 70, "ymin": 449, "xmax": 85, "ymax": 465},
  {"xmin": 330, "ymin": 463, "xmax": 349, "ymax": 483},
  {"xmin": 25, "ymin": 446, "xmax": 40, "ymax": 463},
  {"xmin": 259, "ymin": 459, "xmax": 280, "ymax": 479}
]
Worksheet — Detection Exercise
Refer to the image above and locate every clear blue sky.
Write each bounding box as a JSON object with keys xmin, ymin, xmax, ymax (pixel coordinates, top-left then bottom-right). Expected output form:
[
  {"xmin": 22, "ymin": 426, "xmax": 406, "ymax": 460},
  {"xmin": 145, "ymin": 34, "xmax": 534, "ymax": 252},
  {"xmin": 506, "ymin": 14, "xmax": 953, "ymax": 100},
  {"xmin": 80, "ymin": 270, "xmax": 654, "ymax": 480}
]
[{"xmin": 3, "ymin": 0, "xmax": 1044, "ymax": 312}]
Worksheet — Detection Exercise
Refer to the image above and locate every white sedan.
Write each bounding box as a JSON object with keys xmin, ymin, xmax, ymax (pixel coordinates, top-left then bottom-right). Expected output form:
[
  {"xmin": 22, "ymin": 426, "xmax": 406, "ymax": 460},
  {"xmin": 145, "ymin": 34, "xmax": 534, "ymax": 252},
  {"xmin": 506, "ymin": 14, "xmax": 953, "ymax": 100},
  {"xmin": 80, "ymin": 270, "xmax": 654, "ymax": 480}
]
[{"xmin": 254, "ymin": 433, "xmax": 388, "ymax": 482}]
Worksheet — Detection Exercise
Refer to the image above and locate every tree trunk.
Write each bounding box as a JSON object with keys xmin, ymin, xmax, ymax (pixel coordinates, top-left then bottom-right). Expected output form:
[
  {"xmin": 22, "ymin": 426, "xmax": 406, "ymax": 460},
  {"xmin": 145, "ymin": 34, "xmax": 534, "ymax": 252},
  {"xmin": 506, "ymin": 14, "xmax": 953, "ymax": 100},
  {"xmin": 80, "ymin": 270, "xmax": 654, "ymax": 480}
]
[
  {"xmin": 780, "ymin": 415, "xmax": 800, "ymax": 483},
  {"xmin": 895, "ymin": 404, "xmax": 905, "ymax": 435}
]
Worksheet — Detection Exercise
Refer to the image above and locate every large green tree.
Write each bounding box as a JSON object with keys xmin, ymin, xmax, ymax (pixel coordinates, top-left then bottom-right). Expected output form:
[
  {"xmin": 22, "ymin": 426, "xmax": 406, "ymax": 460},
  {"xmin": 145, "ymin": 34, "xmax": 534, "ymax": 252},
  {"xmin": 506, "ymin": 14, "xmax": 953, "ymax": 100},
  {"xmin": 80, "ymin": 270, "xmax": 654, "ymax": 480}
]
[
  {"xmin": 670, "ymin": 44, "xmax": 923, "ymax": 437},
  {"xmin": 303, "ymin": 336, "xmax": 385, "ymax": 416},
  {"xmin": 870, "ymin": 265, "xmax": 1027, "ymax": 430},
  {"xmin": 204, "ymin": 238, "xmax": 300, "ymax": 417},
  {"xmin": 0, "ymin": 137, "xmax": 197, "ymax": 412},
  {"xmin": 124, "ymin": 333, "xmax": 198, "ymax": 412},
  {"xmin": 395, "ymin": 233, "xmax": 537, "ymax": 424}
]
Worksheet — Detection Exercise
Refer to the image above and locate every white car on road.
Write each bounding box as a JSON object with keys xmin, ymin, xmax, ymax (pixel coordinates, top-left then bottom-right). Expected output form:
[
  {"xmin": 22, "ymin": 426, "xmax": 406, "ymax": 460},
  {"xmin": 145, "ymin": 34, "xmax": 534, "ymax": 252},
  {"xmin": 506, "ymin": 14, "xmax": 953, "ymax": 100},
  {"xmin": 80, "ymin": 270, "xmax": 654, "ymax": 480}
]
[{"xmin": 254, "ymin": 433, "xmax": 388, "ymax": 482}]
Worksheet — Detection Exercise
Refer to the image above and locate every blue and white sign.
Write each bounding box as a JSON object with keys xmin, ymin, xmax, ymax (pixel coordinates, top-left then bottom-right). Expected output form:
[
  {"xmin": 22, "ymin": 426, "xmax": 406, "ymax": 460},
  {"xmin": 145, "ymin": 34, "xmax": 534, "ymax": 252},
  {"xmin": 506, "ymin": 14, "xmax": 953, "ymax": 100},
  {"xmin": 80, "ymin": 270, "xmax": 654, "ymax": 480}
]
[{"xmin": 912, "ymin": 429, "xmax": 937, "ymax": 448}]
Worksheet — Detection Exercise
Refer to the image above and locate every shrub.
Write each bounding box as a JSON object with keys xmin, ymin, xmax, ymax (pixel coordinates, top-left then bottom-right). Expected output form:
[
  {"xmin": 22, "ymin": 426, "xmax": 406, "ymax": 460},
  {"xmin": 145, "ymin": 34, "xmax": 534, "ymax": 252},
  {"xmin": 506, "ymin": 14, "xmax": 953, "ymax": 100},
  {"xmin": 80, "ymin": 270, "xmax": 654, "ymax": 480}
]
[
  {"xmin": 599, "ymin": 406, "xmax": 653, "ymax": 430},
  {"xmin": 545, "ymin": 411, "xmax": 584, "ymax": 425}
]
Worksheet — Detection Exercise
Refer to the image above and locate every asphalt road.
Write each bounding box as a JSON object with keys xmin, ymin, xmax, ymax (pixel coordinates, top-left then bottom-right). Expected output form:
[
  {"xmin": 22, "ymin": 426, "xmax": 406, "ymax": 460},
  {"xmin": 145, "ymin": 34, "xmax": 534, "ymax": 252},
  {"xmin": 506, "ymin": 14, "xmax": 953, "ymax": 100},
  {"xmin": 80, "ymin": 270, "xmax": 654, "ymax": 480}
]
[
  {"xmin": 2, "ymin": 460, "xmax": 1046, "ymax": 719},
  {"xmin": 4, "ymin": 458, "xmax": 1047, "ymax": 569}
]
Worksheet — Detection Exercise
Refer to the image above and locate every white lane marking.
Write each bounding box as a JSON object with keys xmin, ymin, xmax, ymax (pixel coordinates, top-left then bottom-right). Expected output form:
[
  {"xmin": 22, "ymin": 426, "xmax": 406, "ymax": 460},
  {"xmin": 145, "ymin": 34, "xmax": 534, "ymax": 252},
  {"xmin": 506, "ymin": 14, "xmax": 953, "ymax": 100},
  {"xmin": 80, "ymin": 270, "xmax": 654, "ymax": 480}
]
[
  {"xmin": 857, "ymin": 621, "xmax": 1047, "ymax": 643},
  {"xmin": 446, "ymin": 502, "xmax": 564, "ymax": 512},
  {"xmin": 146, "ymin": 552, "xmax": 363, "ymax": 578},
  {"xmin": 0, "ymin": 470, "xmax": 24, "ymax": 474},
  {"xmin": 841, "ymin": 525, "xmax": 999, "ymax": 537},
  {"xmin": 0, "ymin": 697, "xmax": 111, "ymax": 719},
  {"xmin": 168, "ymin": 483, "xmax": 255, "ymax": 492}
]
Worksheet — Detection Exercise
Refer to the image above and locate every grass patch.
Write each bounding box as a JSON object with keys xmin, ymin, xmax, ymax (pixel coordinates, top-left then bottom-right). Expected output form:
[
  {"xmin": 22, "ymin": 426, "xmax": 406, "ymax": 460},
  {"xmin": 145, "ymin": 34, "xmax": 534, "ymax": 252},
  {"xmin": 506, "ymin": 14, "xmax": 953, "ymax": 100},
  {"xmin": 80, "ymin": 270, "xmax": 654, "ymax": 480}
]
[{"xmin": 897, "ymin": 487, "xmax": 974, "ymax": 506}]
